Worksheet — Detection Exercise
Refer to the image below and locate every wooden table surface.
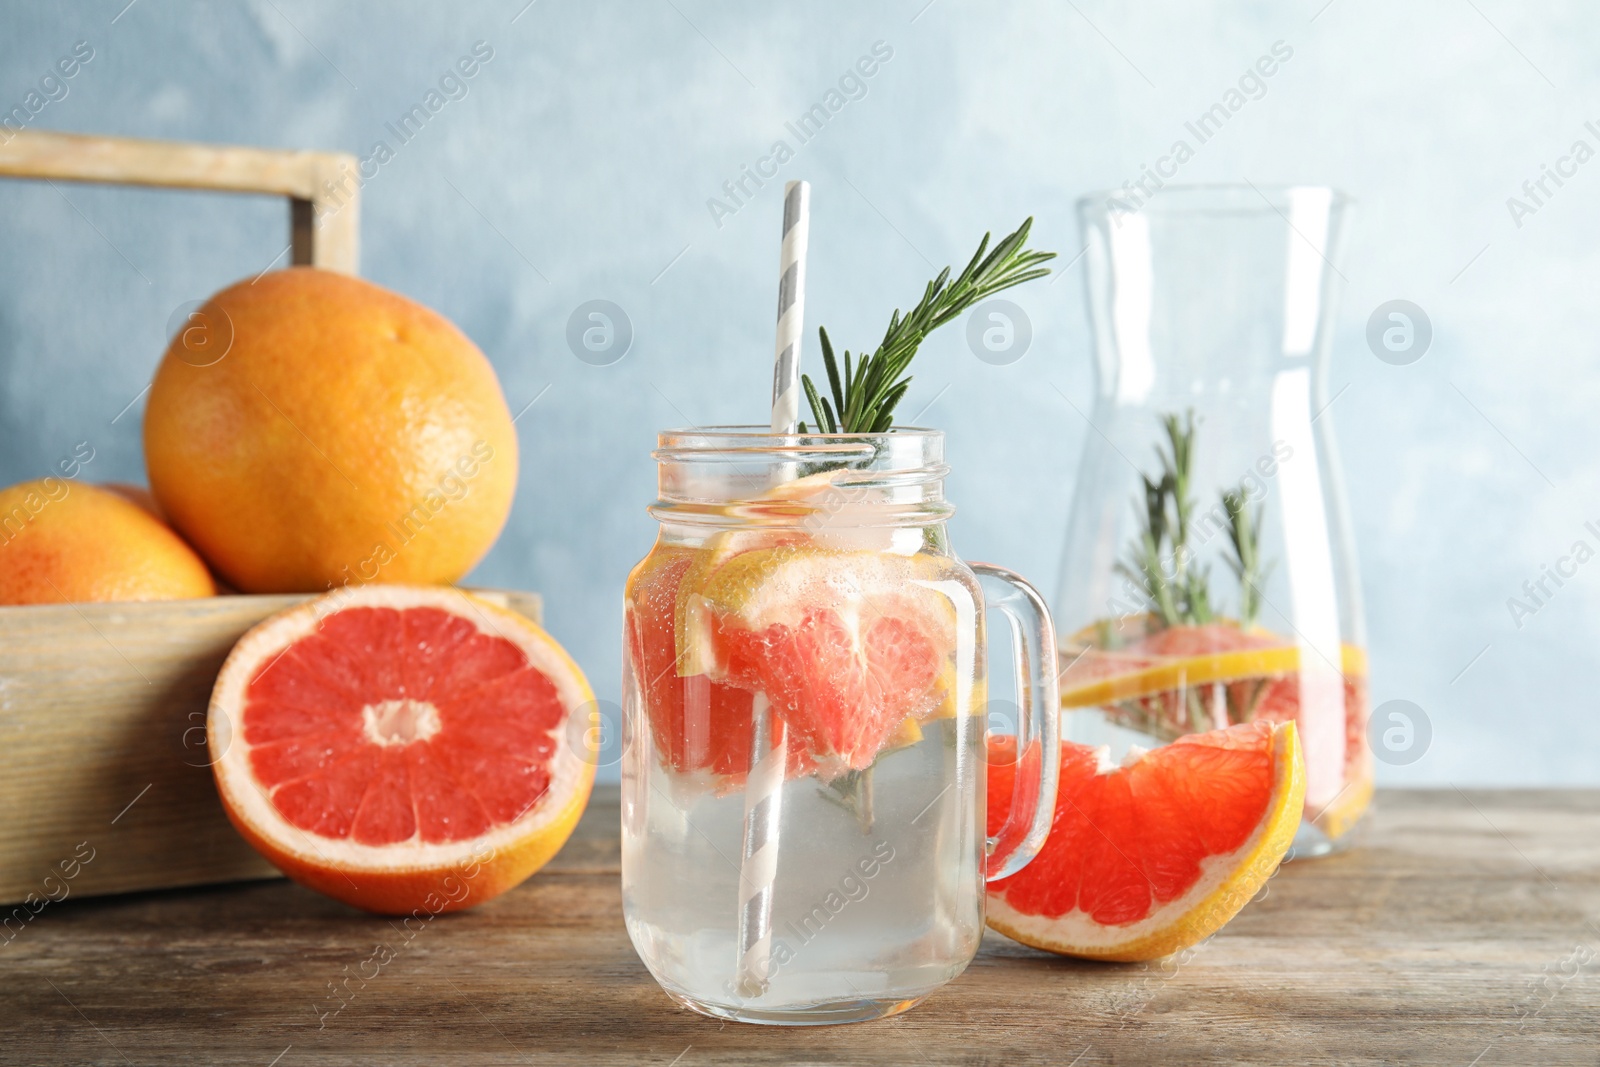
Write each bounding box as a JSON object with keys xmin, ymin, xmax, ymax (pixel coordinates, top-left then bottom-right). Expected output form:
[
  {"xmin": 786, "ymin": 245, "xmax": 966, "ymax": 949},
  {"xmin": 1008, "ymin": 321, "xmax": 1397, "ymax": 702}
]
[{"xmin": 5, "ymin": 787, "xmax": 1598, "ymax": 1066}]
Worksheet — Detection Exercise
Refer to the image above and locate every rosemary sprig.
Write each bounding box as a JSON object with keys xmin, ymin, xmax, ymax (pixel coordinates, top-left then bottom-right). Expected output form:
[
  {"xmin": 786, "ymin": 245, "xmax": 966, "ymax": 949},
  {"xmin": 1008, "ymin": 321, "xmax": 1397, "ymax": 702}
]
[
  {"xmin": 1221, "ymin": 484, "xmax": 1272, "ymax": 628},
  {"xmin": 799, "ymin": 218, "xmax": 1054, "ymax": 434},
  {"xmin": 1121, "ymin": 472, "xmax": 1179, "ymax": 626},
  {"xmin": 1114, "ymin": 411, "xmax": 1213, "ymax": 627},
  {"xmin": 1117, "ymin": 411, "xmax": 1279, "ymax": 631}
]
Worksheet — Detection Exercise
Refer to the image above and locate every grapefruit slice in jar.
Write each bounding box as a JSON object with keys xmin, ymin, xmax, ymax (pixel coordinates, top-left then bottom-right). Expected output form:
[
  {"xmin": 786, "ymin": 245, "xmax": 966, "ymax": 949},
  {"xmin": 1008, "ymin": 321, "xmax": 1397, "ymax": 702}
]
[
  {"xmin": 682, "ymin": 543, "xmax": 958, "ymax": 779},
  {"xmin": 986, "ymin": 720, "xmax": 1304, "ymax": 961},
  {"xmin": 209, "ymin": 585, "xmax": 596, "ymax": 915},
  {"xmin": 625, "ymin": 543, "xmax": 816, "ymax": 791}
]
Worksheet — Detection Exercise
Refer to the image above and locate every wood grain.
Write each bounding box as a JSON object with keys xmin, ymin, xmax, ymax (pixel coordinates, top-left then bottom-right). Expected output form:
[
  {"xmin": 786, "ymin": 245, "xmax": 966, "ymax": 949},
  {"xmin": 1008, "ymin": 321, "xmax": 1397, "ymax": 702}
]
[
  {"xmin": 0, "ymin": 590, "xmax": 539, "ymax": 905},
  {"xmin": 2, "ymin": 788, "xmax": 1595, "ymax": 1065},
  {"xmin": 0, "ymin": 129, "xmax": 359, "ymax": 271}
]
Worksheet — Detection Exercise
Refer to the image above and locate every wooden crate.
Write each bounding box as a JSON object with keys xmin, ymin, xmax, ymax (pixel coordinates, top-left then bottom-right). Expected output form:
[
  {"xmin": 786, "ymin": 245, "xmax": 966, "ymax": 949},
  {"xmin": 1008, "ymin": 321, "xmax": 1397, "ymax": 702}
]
[{"xmin": 0, "ymin": 131, "xmax": 538, "ymax": 904}]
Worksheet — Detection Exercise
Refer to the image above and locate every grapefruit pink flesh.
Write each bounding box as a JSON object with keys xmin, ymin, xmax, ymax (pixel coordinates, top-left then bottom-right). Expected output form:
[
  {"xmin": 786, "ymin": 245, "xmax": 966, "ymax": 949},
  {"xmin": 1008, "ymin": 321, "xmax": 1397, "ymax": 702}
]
[
  {"xmin": 690, "ymin": 546, "xmax": 955, "ymax": 778},
  {"xmin": 714, "ymin": 601, "xmax": 943, "ymax": 775},
  {"xmin": 245, "ymin": 604, "xmax": 564, "ymax": 845}
]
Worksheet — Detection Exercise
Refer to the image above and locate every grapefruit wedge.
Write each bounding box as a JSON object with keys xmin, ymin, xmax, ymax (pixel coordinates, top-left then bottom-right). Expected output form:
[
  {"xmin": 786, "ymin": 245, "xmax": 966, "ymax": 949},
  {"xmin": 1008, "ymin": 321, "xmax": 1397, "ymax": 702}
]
[
  {"xmin": 625, "ymin": 543, "xmax": 811, "ymax": 789},
  {"xmin": 627, "ymin": 539, "xmax": 964, "ymax": 790},
  {"xmin": 209, "ymin": 585, "xmax": 595, "ymax": 915},
  {"xmin": 684, "ymin": 543, "xmax": 957, "ymax": 779},
  {"xmin": 987, "ymin": 721, "xmax": 1304, "ymax": 961}
]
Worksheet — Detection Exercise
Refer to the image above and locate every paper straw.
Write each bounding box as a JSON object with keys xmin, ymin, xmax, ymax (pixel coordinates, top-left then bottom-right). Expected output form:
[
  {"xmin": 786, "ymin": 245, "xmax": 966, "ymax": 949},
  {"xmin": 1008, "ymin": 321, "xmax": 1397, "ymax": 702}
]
[
  {"xmin": 735, "ymin": 693, "xmax": 786, "ymax": 997},
  {"xmin": 734, "ymin": 179, "xmax": 810, "ymax": 999},
  {"xmin": 769, "ymin": 180, "xmax": 810, "ymax": 437}
]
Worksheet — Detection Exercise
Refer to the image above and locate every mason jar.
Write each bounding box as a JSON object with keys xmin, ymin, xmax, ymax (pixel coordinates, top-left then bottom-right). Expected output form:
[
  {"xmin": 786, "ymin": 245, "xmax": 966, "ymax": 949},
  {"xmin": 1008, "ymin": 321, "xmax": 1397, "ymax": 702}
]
[{"xmin": 621, "ymin": 426, "xmax": 1059, "ymax": 1025}]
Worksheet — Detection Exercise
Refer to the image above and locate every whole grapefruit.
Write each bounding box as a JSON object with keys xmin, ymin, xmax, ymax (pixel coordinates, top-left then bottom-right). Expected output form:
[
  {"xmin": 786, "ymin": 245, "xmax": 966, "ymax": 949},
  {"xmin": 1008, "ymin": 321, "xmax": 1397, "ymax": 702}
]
[
  {"xmin": 143, "ymin": 268, "xmax": 517, "ymax": 593},
  {"xmin": 0, "ymin": 478, "xmax": 216, "ymax": 604}
]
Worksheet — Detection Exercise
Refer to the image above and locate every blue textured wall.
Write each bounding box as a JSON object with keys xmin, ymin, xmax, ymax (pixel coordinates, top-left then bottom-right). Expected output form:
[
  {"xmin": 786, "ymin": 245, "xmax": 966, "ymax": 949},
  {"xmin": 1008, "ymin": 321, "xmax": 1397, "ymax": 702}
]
[{"xmin": 1, "ymin": 1, "xmax": 1591, "ymax": 785}]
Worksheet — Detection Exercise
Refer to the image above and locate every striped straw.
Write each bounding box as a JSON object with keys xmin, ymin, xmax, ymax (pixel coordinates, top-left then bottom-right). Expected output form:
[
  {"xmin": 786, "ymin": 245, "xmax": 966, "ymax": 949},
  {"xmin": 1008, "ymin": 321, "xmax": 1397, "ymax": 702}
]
[
  {"xmin": 735, "ymin": 693, "xmax": 785, "ymax": 997},
  {"xmin": 769, "ymin": 180, "xmax": 810, "ymax": 436},
  {"xmin": 734, "ymin": 179, "xmax": 810, "ymax": 999}
]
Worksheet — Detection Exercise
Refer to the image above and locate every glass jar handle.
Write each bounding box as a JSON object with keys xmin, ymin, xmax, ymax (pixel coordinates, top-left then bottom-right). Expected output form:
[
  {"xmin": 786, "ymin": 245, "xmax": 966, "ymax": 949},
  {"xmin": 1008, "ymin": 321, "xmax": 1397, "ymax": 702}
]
[{"xmin": 971, "ymin": 562, "xmax": 1061, "ymax": 882}]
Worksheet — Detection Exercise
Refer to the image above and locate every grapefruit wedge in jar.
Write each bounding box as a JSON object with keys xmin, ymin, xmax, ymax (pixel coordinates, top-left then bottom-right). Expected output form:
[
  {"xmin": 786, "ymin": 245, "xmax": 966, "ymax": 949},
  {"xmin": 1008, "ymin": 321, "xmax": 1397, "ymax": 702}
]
[
  {"xmin": 621, "ymin": 472, "xmax": 857, "ymax": 793},
  {"xmin": 625, "ymin": 542, "xmax": 779, "ymax": 792},
  {"xmin": 625, "ymin": 477, "xmax": 966, "ymax": 793},
  {"xmin": 209, "ymin": 585, "xmax": 596, "ymax": 915},
  {"xmin": 986, "ymin": 720, "xmax": 1304, "ymax": 962},
  {"xmin": 681, "ymin": 541, "xmax": 960, "ymax": 780}
]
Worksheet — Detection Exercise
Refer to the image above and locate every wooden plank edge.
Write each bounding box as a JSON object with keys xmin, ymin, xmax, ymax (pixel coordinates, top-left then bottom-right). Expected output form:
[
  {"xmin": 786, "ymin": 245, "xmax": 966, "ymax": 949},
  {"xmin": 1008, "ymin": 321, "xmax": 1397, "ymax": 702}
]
[{"xmin": 0, "ymin": 130, "xmax": 360, "ymax": 273}]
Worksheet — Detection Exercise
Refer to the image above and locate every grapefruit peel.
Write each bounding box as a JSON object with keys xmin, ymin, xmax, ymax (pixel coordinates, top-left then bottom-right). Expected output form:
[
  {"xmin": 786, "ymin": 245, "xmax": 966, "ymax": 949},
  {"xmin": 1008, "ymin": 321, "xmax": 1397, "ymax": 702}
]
[{"xmin": 1061, "ymin": 631, "xmax": 1368, "ymax": 710}]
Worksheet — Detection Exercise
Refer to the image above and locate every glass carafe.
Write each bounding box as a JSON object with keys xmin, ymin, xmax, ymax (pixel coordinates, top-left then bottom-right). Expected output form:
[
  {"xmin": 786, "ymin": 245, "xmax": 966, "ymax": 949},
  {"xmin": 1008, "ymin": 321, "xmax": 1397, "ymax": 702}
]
[
  {"xmin": 1057, "ymin": 186, "xmax": 1368, "ymax": 857},
  {"xmin": 622, "ymin": 427, "xmax": 1059, "ymax": 1025}
]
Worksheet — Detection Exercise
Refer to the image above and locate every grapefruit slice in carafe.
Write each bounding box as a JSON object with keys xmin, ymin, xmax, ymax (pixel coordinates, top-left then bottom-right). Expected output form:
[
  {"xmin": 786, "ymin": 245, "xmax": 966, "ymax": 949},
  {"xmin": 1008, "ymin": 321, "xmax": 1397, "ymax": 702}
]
[
  {"xmin": 209, "ymin": 585, "xmax": 595, "ymax": 915},
  {"xmin": 1059, "ymin": 617, "xmax": 1370, "ymax": 839}
]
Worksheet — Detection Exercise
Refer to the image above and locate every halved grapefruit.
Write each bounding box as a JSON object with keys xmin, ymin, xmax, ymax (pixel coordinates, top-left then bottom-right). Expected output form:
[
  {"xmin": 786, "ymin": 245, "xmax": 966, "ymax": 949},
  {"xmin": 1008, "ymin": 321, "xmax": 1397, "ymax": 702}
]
[
  {"xmin": 209, "ymin": 585, "xmax": 595, "ymax": 915},
  {"xmin": 987, "ymin": 720, "xmax": 1304, "ymax": 961}
]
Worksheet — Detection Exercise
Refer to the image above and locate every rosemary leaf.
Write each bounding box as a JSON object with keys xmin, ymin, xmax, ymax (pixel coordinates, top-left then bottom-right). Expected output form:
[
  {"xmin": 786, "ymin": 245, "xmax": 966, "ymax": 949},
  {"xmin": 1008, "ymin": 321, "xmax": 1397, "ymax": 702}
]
[
  {"xmin": 820, "ymin": 328, "xmax": 845, "ymax": 419},
  {"xmin": 802, "ymin": 376, "xmax": 833, "ymax": 434}
]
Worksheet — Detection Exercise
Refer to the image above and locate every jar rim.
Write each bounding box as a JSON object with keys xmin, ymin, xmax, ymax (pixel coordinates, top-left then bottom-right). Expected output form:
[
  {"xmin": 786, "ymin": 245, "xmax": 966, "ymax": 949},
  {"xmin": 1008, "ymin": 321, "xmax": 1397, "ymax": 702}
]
[
  {"xmin": 658, "ymin": 424, "xmax": 942, "ymax": 441},
  {"xmin": 651, "ymin": 425, "xmax": 951, "ymax": 527},
  {"xmin": 655, "ymin": 425, "xmax": 942, "ymax": 462}
]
